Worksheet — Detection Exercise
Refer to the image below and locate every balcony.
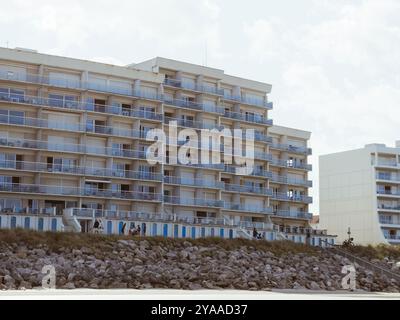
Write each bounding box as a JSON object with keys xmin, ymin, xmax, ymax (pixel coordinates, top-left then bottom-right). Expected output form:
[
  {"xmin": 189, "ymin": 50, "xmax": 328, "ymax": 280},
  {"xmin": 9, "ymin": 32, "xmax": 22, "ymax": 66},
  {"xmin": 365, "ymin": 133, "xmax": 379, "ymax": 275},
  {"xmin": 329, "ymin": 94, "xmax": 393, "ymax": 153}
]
[
  {"xmin": 0, "ymin": 113, "xmax": 157, "ymax": 141},
  {"xmin": 270, "ymin": 158, "xmax": 312, "ymax": 171},
  {"xmin": 0, "ymin": 69, "xmax": 164, "ymax": 102},
  {"xmin": 223, "ymin": 202, "xmax": 273, "ymax": 215},
  {"xmin": 223, "ymin": 110, "xmax": 273, "ymax": 126},
  {"xmin": 274, "ymin": 210, "xmax": 312, "ymax": 220},
  {"xmin": 0, "ymin": 182, "xmax": 162, "ymax": 201},
  {"xmin": 0, "ymin": 160, "xmax": 163, "ymax": 182},
  {"xmin": 163, "ymin": 196, "xmax": 224, "ymax": 208},
  {"xmin": 223, "ymin": 165, "xmax": 273, "ymax": 178},
  {"xmin": 377, "ymin": 204, "xmax": 400, "ymax": 211},
  {"xmin": 254, "ymin": 132, "xmax": 273, "ymax": 144},
  {"xmin": 376, "ymin": 173, "xmax": 399, "ymax": 182},
  {"xmin": 163, "ymin": 176, "xmax": 223, "ymax": 189},
  {"xmin": 0, "ymin": 92, "xmax": 163, "ymax": 122},
  {"xmin": 222, "ymin": 93, "xmax": 273, "ymax": 109},
  {"xmin": 270, "ymin": 143, "xmax": 312, "ymax": 155},
  {"xmin": 271, "ymin": 192, "xmax": 313, "ymax": 204},
  {"xmin": 0, "ymin": 136, "xmax": 149, "ymax": 160},
  {"xmin": 163, "ymin": 97, "xmax": 224, "ymax": 114},
  {"xmin": 377, "ymin": 190, "xmax": 400, "ymax": 197},
  {"xmin": 223, "ymin": 183, "xmax": 273, "ymax": 196},
  {"xmin": 164, "ymin": 78, "xmax": 224, "ymax": 96},
  {"xmin": 270, "ymin": 173, "xmax": 313, "ymax": 187},
  {"xmin": 375, "ymin": 160, "xmax": 399, "ymax": 168}
]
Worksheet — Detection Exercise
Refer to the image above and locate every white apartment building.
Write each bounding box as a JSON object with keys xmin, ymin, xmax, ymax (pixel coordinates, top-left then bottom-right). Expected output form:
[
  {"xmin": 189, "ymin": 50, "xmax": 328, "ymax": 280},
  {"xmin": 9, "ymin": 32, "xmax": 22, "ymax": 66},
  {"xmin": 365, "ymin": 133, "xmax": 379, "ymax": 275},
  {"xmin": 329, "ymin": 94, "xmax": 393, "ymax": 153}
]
[
  {"xmin": 320, "ymin": 142, "xmax": 400, "ymax": 245},
  {"xmin": 0, "ymin": 47, "xmax": 334, "ymax": 245}
]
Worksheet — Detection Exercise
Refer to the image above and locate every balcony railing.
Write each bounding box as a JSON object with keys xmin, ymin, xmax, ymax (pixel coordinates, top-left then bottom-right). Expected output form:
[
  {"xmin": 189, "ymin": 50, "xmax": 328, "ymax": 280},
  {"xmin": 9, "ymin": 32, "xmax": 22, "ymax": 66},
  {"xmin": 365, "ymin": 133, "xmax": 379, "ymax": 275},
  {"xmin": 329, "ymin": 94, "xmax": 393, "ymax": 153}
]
[
  {"xmin": 0, "ymin": 136, "xmax": 149, "ymax": 160},
  {"xmin": 223, "ymin": 165, "xmax": 272, "ymax": 178},
  {"xmin": 270, "ymin": 173, "xmax": 313, "ymax": 187},
  {"xmin": 377, "ymin": 190, "xmax": 400, "ymax": 197},
  {"xmin": 270, "ymin": 143, "xmax": 312, "ymax": 155},
  {"xmin": 164, "ymin": 78, "xmax": 225, "ymax": 96},
  {"xmin": 0, "ymin": 92, "xmax": 163, "ymax": 121},
  {"xmin": 271, "ymin": 192, "xmax": 313, "ymax": 204},
  {"xmin": 0, "ymin": 182, "xmax": 162, "ymax": 201},
  {"xmin": 224, "ymin": 183, "xmax": 273, "ymax": 196},
  {"xmin": 163, "ymin": 176, "xmax": 223, "ymax": 189},
  {"xmin": 0, "ymin": 113, "xmax": 158, "ymax": 140},
  {"xmin": 223, "ymin": 202, "xmax": 273, "ymax": 214},
  {"xmin": 163, "ymin": 196, "xmax": 224, "ymax": 208},
  {"xmin": 274, "ymin": 210, "xmax": 312, "ymax": 220},
  {"xmin": 222, "ymin": 93, "xmax": 273, "ymax": 109},
  {"xmin": 378, "ymin": 204, "xmax": 400, "ymax": 211},
  {"xmin": 223, "ymin": 110, "xmax": 273, "ymax": 126},
  {"xmin": 0, "ymin": 69, "xmax": 164, "ymax": 101},
  {"xmin": 163, "ymin": 97, "xmax": 224, "ymax": 114},
  {"xmin": 0, "ymin": 160, "xmax": 162, "ymax": 181},
  {"xmin": 376, "ymin": 160, "xmax": 399, "ymax": 167},
  {"xmin": 270, "ymin": 158, "xmax": 312, "ymax": 171},
  {"xmin": 238, "ymin": 221, "xmax": 274, "ymax": 230},
  {"xmin": 376, "ymin": 173, "xmax": 398, "ymax": 181}
]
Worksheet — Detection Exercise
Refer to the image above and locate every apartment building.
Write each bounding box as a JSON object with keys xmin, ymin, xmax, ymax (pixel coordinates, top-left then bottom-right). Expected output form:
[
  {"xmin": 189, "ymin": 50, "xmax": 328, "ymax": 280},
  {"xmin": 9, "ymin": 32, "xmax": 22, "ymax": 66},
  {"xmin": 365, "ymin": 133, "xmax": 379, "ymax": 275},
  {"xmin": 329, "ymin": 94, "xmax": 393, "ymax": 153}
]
[
  {"xmin": 0, "ymin": 47, "xmax": 334, "ymax": 245},
  {"xmin": 320, "ymin": 142, "xmax": 400, "ymax": 245}
]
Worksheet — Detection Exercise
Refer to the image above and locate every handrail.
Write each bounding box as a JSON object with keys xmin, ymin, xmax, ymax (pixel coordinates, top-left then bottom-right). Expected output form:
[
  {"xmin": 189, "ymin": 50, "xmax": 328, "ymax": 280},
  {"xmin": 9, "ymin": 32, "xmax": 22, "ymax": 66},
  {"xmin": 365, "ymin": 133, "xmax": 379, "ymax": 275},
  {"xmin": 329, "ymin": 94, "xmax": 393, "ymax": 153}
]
[{"xmin": 321, "ymin": 239, "xmax": 400, "ymax": 282}]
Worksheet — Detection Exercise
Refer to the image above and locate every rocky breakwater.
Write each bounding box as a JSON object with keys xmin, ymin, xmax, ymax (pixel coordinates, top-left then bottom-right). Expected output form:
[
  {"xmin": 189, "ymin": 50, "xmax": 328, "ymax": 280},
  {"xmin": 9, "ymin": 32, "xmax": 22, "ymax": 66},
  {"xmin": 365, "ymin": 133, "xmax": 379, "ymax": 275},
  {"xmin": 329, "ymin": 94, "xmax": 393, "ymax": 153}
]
[{"xmin": 0, "ymin": 235, "xmax": 399, "ymax": 292}]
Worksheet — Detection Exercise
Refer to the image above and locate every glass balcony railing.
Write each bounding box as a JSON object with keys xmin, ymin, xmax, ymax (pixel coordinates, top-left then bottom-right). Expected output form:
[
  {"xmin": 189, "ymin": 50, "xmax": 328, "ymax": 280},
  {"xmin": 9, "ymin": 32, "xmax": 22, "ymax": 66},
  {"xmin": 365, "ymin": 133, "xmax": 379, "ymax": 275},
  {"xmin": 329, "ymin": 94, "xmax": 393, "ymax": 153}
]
[
  {"xmin": 0, "ymin": 69, "xmax": 163, "ymax": 101},
  {"xmin": 270, "ymin": 143, "xmax": 312, "ymax": 155},
  {"xmin": 377, "ymin": 190, "xmax": 400, "ymax": 196},
  {"xmin": 222, "ymin": 93, "xmax": 273, "ymax": 109},
  {"xmin": 0, "ymin": 92, "xmax": 163, "ymax": 121},
  {"xmin": 223, "ymin": 202, "xmax": 273, "ymax": 214},
  {"xmin": 224, "ymin": 184, "xmax": 273, "ymax": 196},
  {"xmin": 163, "ymin": 176, "xmax": 223, "ymax": 189},
  {"xmin": 163, "ymin": 97, "xmax": 225, "ymax": 114},
  {"xmin": 0, "ymin": 160, "xmax": 162, "ymax": 181},
  {"xmin": 271, "ymin": 192, "xmax": 312, "ymax": 204},
  {"xmin": 0, "ymin": 182, "xmax": 162, "ymax": 201},
  {"xmin": 163, "ymin": 196, "xmax": 224, "ymax": 208},
  {"xmin": 0, "ymin": 136, "xmax": 148, "ymax": 160},
  {"xmin": 270, "ymin": 173, "xmax": 312, "ymax": 187},
  {"xmin": 164, "ymin": 78, "xmax": 225, "ymax": 96},
  {"xmin": 378, "ymin": 204, "xmax": 400, "ymax": 211},
  {"xmin": 270, "ymin": 158, "xmax": 312, "ymax": 171},
  {"xmin": 274, "ymin": 210, "xmax": 312, "ymax": 220},
  {"xmin": 223, "ymin": 110, "xmax": 273, "ymax": 126}
]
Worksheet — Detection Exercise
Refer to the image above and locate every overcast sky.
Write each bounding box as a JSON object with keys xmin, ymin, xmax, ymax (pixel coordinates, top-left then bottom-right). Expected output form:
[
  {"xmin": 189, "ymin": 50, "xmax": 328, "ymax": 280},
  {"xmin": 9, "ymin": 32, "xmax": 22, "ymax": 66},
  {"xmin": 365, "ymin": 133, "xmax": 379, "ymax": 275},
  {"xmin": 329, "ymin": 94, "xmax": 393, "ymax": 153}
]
[{"xmin": 1, "ymin": 0, "xmax": 399, "ymax": 213}]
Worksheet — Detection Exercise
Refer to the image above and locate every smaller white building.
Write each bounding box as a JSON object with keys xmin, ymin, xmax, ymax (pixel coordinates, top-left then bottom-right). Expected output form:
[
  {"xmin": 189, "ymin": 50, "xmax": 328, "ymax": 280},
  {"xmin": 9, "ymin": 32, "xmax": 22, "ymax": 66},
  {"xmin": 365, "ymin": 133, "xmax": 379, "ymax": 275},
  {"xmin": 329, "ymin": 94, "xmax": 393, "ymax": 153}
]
[{"xmin": 319, "ymin": 141, "xmax": 400, "ymax": 245}]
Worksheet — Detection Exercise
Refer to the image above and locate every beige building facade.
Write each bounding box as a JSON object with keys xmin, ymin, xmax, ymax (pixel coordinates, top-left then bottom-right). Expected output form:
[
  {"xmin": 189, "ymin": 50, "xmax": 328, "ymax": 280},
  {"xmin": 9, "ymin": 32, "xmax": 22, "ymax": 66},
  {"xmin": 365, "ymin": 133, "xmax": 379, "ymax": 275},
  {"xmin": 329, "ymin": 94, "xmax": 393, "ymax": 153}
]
[
  {"xmin": 320, "ymin": 142, "xmax": 400, "ymax": 245},
  {"xmin": 0, "ymin": 47, "xmax": 333, "ymax": 245}
]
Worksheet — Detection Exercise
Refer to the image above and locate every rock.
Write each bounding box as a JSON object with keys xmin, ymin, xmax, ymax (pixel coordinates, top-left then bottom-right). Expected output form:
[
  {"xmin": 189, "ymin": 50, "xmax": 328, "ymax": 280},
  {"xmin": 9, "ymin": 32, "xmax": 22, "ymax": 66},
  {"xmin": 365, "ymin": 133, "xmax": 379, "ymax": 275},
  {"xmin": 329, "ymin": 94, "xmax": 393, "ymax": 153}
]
[
  {"xmin": 63, "ymin": 282, "xmax": 75, "ymax": 289},
  {"xmin": 308, "ymin": 281, "xmax": 320, "ymax": 290}
]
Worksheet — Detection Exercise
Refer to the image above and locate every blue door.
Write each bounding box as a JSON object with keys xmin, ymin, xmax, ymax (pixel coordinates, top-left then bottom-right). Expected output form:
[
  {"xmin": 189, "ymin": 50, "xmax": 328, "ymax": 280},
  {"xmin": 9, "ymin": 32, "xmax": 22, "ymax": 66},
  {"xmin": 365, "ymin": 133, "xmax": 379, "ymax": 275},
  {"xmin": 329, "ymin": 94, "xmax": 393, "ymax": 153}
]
[
  {"xmin": 118, "ymin": 221, "xmax": 124, "ymax": 235},
  {"xmin": 51, "ymin": 218, "xmax": 57, "ymax": 231},
  {"xmin": 24, "ymin": 217, "xmax": 30, "ymax": 229},
  {"xmin": 219, "ymin": 228, "xmax": 224, "ymax": 238},
  {"xmin": 182, "ymin": 226, "xmax": 186, "ymax": 238},
  {"xmin": 107, "ymin": 221, "xmax": 113, "ymax": 234},
  {"xmin": 191, "ymin": 226, "xmax": 196, "ymax": 239},
  {"xmin": 10, "ymin": 216, "xmax": 17, "ymax": 229},
  {"xmin": 312, "ymin": 237, "xmax": 315, "ymax": 246},
  {"xmin": 210, "ymin": 228, "xmax": 215, "ymax": 237},
  {"xmin": 152, "ymin": 223, "xmax": 157, "ymax": 236},
  {"xmin": 174, "ymin": 225, "xmax": 179, "ymax": 238},
  {"xmin": 163, "ymin": 224, "xmax": 168, "ymax": 238},
  {"xmin": 229, "ymin": 229, "xmax": 233, "ymax": 239},
  {"xmin": 201, "ymin": 227, "xmax": 205, "ymax": 238},
  {"xmin": 38, "ymin": 218, "xmax": 44, "ymax": 231}
]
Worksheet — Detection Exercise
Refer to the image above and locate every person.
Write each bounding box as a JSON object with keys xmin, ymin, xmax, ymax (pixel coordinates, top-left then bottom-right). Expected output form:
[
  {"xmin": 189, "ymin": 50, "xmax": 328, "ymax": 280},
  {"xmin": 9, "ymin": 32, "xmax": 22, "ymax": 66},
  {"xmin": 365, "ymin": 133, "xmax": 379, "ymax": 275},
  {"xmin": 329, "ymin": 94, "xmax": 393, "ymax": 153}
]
[
  {"xmin": 121, "ymin": 222, "xmax": 127, "ymax": 235},
  {"xmin": 253, "ymin": 227, "xmax": 258, "ymax": 238},
  {"xmin": 142, "ymin": 223, "xmax": 147, "ymax": 236},
  {"xmin": 136, "ymin": 225, "xmax": 141, "ymax": 236}
]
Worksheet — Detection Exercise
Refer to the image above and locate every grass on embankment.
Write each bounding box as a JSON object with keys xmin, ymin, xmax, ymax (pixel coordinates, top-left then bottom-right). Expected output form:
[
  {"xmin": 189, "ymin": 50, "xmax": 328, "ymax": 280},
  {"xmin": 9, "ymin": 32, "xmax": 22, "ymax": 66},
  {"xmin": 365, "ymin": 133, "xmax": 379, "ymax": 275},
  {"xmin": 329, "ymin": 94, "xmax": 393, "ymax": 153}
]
[
  {"xmin": 0, "ymin": 228, "xmax": 319, "ymax": 256},
  {"xmin": 1, "ymin": 228, "xmax": 399, "ymax": 260}
]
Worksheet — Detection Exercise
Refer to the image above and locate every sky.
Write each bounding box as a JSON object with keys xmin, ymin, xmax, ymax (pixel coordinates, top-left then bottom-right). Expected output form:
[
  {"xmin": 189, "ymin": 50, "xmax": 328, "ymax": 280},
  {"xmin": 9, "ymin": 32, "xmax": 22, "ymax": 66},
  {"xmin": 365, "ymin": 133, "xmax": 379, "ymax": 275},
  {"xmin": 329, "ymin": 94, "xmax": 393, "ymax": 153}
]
[{"xmin": 1, "ymin": 0, "xmax": 399, "ymax": 214}]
